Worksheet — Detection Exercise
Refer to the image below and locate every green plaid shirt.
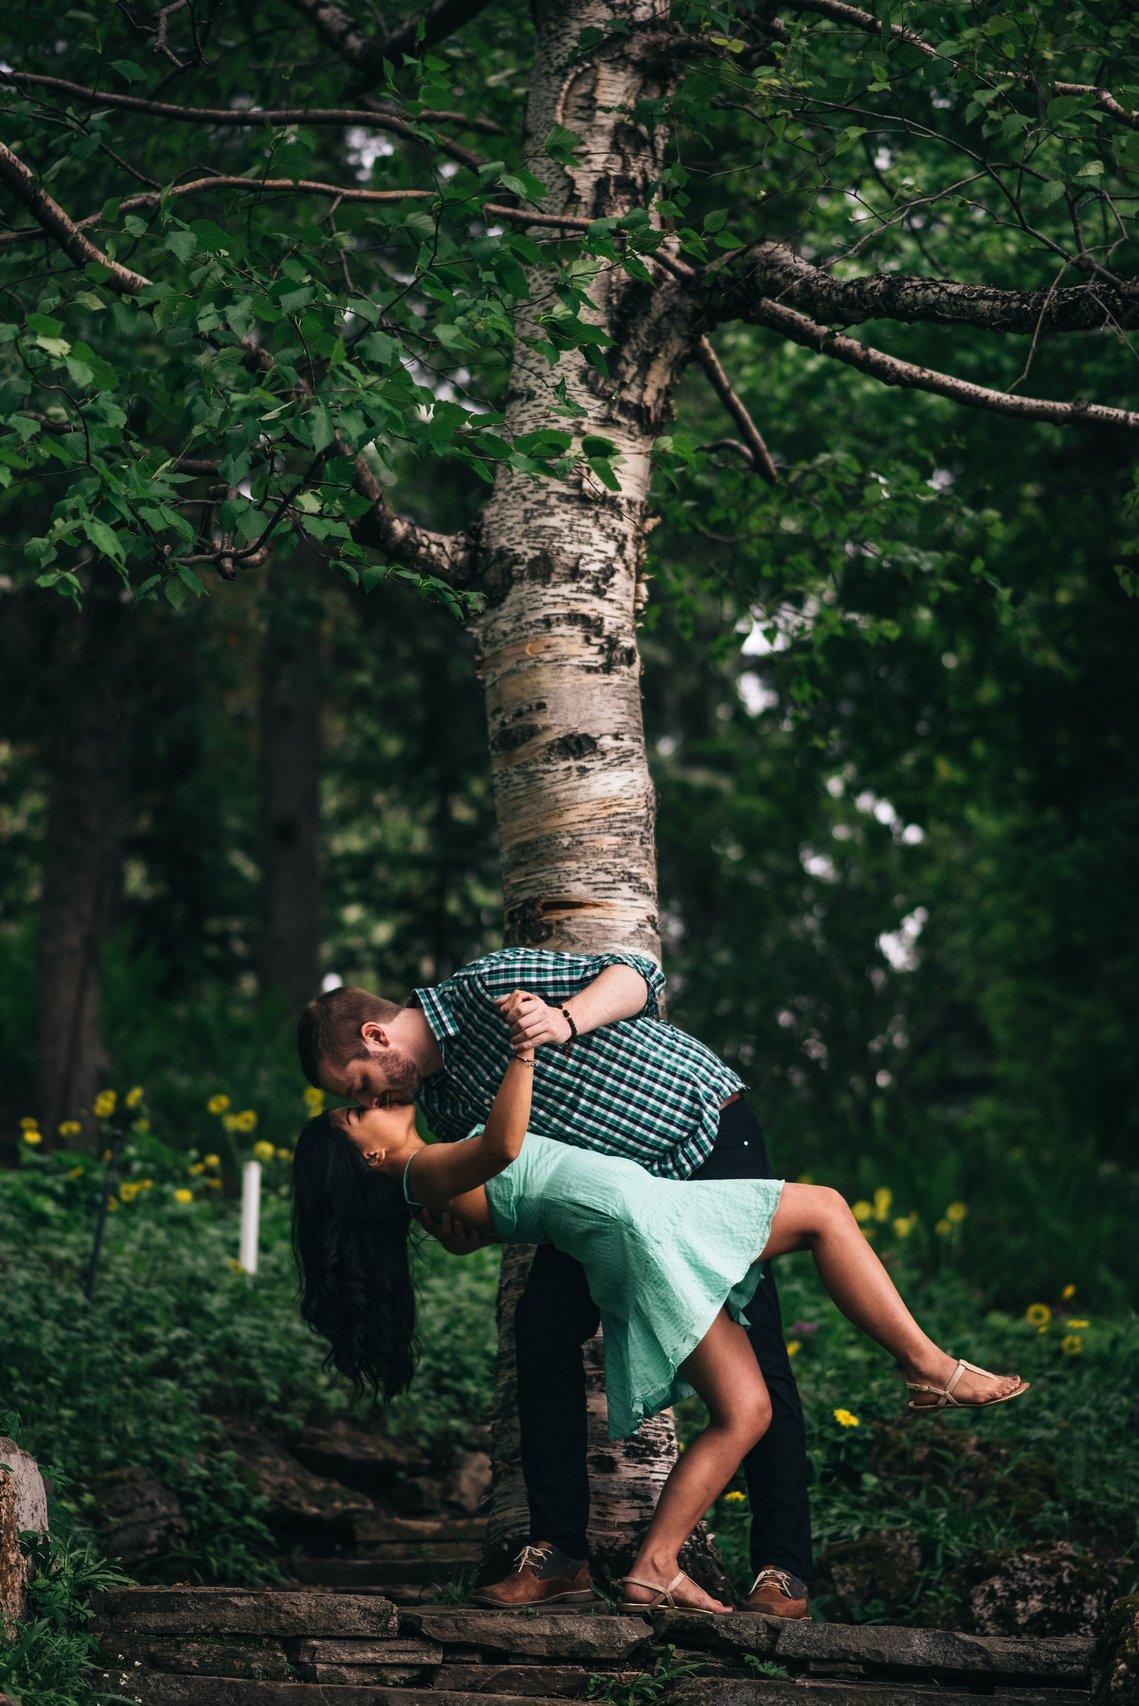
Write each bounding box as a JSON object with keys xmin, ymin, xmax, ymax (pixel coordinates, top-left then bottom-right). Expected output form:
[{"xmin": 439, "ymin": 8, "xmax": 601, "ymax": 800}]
[{"xmin": 412, "ymin": 948, "xmax": 745, "ymax": 1180}]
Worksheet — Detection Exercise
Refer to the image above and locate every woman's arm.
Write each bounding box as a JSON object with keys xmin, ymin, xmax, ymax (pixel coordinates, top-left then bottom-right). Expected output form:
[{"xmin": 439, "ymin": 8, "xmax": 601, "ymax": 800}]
[{"xmin": 404, "ymin": 1044, "xmax": 534, "ymax": 1213}]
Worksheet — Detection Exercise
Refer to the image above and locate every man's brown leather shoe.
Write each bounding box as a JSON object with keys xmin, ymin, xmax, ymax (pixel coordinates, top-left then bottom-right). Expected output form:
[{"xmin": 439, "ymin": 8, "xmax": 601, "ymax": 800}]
[
  {"xmin": 743, "ymin": 1566, "xmax": 810, "ymax": 1619},
  {"xmin": 472, "ymin": 1542, "xmax": 595, "ymax": 1609}
]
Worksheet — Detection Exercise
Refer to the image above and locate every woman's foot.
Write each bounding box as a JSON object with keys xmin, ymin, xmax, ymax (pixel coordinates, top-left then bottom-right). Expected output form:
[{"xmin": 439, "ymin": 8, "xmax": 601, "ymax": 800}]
[
  {"xmin": 906, "ymin": 1354, "xmax": 1027, "ymax": 1411},
  {"xmin": 621, "ymin": 1562, "xmax": 732, "ymax": 1614}
]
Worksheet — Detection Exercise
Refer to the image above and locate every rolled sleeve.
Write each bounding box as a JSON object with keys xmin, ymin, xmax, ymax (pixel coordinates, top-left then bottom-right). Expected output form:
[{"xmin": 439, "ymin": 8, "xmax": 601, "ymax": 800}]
[{"xmin": 461, "ymin": 947, "xmax": 664, "ymax": 1017}]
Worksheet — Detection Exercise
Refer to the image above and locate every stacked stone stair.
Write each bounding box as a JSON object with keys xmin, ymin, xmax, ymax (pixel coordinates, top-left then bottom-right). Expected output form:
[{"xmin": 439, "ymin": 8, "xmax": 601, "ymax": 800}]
[{"xmin": 95, "ymin": 1588, "xmax": 1094, "ymax": 1703}]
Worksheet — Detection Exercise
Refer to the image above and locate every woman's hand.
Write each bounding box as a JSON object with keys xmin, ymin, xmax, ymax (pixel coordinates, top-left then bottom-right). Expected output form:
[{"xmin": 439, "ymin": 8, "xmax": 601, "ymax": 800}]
[{"xmin": 496, "ymin": 989, "xmax": 572, "ymax": 1052}]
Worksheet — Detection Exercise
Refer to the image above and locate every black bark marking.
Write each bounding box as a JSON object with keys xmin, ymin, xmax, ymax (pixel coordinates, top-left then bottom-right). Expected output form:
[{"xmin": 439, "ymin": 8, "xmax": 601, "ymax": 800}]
[
  {"xmin": 545, "ymin": 731, "xmax": 600, "ymax": 759},
  {"xmin": 490, "ymin": 722, "xmax": 542, "ymax": 754}
]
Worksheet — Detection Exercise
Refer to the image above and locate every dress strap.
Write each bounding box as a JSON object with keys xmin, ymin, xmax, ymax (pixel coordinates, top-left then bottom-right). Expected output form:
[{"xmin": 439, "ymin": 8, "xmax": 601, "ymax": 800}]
[{"xmin": 402, "ymin": 1152, "xmax": 427, "ymax": 1212}]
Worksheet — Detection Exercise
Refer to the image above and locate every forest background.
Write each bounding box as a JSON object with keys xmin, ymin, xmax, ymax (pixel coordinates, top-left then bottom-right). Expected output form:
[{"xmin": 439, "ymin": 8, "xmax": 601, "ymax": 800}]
[{"xmin": 1, "ymin": 0, "xmax": 1137, "ymax": 1699}]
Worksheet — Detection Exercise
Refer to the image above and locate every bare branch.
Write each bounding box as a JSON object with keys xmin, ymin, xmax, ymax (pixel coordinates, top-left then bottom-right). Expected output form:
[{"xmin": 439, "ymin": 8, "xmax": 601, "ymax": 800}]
[
  {"xmin": 694, "ymin": 336, "xmax": 778, "ymax": 483},
  {"xmin": 751, "ymin": 296, "xmax": 1139, "ymax": 431},
  {"xmin": 704, "ymin": 240, "xmax": 1139, "ymax": 334},
  {"xmin": 285, "ymin": 0, "xmax": 498, "ymax": 84},
  {"xmin": 779, "ymin": 0, "xmax": 1139, "ymax": 131},
  {"xmin": 285, "ymin": 0, "xmax": 386, "ymax": 79}
]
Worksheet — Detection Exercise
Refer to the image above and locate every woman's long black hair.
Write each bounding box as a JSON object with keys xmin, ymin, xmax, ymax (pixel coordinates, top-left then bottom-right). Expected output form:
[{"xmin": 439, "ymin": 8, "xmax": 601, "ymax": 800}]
[{"xmin": 291, "ymin": 1112, "xmax": 418, "ymax": 1401}]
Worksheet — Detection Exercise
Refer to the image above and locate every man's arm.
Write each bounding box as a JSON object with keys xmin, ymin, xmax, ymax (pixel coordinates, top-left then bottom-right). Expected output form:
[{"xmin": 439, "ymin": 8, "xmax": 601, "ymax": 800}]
[
  {"xmin": 497, "ymin": 963, "xmax": 652, "ymax": 1052},
  {"xmin": 416, "ymin": 1209, "xmax": 497, "ymax": 1254}
]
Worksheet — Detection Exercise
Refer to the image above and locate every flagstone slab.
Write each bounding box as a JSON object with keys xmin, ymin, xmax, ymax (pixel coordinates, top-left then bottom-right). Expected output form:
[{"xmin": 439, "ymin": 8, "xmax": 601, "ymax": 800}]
[
  {"xmin": 405, "ymin": 1608, "xmax": 653, "ymax": 1663},
  {"xmin": 97, "ymin": 1587, "xmax": 398, "ymax": 1637}
]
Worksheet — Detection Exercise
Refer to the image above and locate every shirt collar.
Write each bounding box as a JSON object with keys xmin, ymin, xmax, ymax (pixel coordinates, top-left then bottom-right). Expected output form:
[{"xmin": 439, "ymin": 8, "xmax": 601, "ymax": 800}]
[{"xmin": 411, "ymin": 984, "xmax": 461, "ymax": 1058}]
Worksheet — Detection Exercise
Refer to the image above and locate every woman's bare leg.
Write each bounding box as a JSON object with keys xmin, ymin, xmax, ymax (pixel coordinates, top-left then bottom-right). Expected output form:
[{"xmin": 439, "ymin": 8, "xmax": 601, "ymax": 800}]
[
  {"xmin": 623, "ymin": 1311, "xmax": 769, "ymax": 1613},
  {"xmin": 761, "ymin": 1185, "xmax": 1021, "ymax": 1404}
]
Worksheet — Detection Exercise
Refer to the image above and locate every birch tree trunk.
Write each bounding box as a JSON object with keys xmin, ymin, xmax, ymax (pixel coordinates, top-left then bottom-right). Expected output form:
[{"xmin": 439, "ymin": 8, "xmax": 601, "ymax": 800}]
[{"xmin": 476, "ymin": 0, "xmax": 724, "ymax": 1590}]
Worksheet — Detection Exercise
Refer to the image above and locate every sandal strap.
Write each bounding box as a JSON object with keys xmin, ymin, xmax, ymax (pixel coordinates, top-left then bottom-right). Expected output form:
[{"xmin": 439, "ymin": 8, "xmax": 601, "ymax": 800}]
[{"xmin": 620, "ymin": 1571, "xmax": 684, "ymax": 1607}]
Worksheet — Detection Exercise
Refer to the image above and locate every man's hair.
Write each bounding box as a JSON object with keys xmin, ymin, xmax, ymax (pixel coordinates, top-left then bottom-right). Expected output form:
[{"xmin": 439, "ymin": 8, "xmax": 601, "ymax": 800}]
[{"xmin": 297, "ymin": 987, "xmax": 404, "ymax": 1086}]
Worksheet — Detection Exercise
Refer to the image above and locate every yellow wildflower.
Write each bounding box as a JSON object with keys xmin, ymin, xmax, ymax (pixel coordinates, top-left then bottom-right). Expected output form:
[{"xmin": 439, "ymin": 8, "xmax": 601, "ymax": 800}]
[
  {"xmin": 22, "ymin": 1128, "xmax": 43, "ymax": 1146},
  {"xmin": 234, "ymin": 1109, "xmax": 257, "ymax": 1132},
  {"xmin": 66, "ymin": 1166, "xmax": 84, "ymax": 1180},
  {"xmin": 1061, "ymin": 1334, "xmax": 1083, "ymax": 1356},
  {"xmin": 189, "ymin": 1162, "xmax": 205, "ymax": 1176},
  {"xmin": 207, "ymin": 1094, "xmax": 231, "ymax": 1115},
  {"xmin": 303, "ymin": 1087, "xmax": 325, "ymax": 1115},
  {"xmin": 173, "ymin": 1188, "xmax": 193, "ymax": 1204},
  {"xmin": 833, "ymin": 1408, "xmax": 861, "ymax": 1429},
  {"xmin": 798, "ymin": 1172, "xmax": 814, "ymax": 1185},
  {"xmin": 125, "ymin": 1086, "xmax": 144, "ymax": 1109},
  {"xmin": 58, "ymin": 1120, "xmax": 81, "ymax": 1137},
  {"xmin": 275, "ymin": 1147, "xmax": 292, "ymax": 1161},
  {"xmin": 94, "ymin": 1090, "xmax": 116, "ymax": 1119},
  {"xmin": 723, "ymin": 1489, "xmax": 746, "ymax": 1505},
  {"xmin": 852, "ymin": 1200, "xmax": 873, "ymax": 1223},
  {"xmin": 203, "ymin": 1153, "xmax": 221, "ymax": 1169},
  {"xmin": 1060, "ymin": 1283, "xmax": 1076, "ymax": 1301},
  {"xmin": 108, "ymin": 1198, "xmax": 119, "ymax": 1212},
  {"xmin": 119, "ymin": 1182, "xmax": 140, "ymax": 1203},
  {"xmin": 893, "ymin": 1214, "xmax": 916, "ymax": 1239},
  {"xmin": 228, "ymin": 1258, "xmax": 245, "ymax": 1274},
  {"xmin": 935, "ymin": 1218, "xmax": 951, "ymax": 1237},
  {"xmin": 223, "ymin": 1113, "xmax": 241, "ymax": 1133},
  {"xmin": 19, "ymin": 1116, "xmax": 38, "ymax": 1130},
  {"xmin": 1025, "ymin": 1303, "xmax": 1051, "ymax": 1329},
  {"xmin": 1066, "ymin": 1318, "xmax": 1090, "ymax": 1329},
  {"xmin": 138, "ymin": 1178, "xmax": 154, "ymax": 1191},
  {"xmin": 946, "ymin": 1202, "xmax": 967, "ymax": 1224},
  {"xmin": 873, "ymin": 1187, "xmax": 893, "ymax": 1222},
  {"xmin": 252, "ymin": 1139, "xmax": 275, "ymax": 1162},
  {"xmin": 677, "ymin": 1442, "xmax": 686, "ymax": 1454},
  {"xmin": 132, "ymin": 1117, "xmax": 150, "ymax": 1135},
  {"xmin": 203, "ymin": 1177, "xmax": 221, "ymax": 1189},
  {"xmin": 786, "ymin": 1340, "xmax": 802, "ymax": 1357}
]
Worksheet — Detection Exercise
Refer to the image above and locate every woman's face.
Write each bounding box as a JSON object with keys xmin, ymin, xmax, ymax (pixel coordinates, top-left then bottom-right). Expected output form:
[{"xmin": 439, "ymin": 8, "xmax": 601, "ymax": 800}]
[{"xmin": 333, "ymin": 1101, "xmax": 418, "ymax": 1165}]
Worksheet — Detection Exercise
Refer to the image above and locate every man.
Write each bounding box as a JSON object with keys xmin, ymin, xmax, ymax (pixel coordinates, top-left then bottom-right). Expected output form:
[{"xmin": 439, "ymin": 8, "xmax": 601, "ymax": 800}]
[{"xmin": 298, "ymin": 947, "xmax": 811, "ymax": 1617}]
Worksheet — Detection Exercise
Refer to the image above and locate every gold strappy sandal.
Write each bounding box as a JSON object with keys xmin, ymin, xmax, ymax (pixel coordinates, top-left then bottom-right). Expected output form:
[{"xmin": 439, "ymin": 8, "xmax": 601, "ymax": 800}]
[
  {"xmin": 618, "ymin": 1570, "xmax": 726, "ymax": 1616},
  {"xmin": 907, "ymin": 1357, "xmax": 1029, "ymax": 1413}
]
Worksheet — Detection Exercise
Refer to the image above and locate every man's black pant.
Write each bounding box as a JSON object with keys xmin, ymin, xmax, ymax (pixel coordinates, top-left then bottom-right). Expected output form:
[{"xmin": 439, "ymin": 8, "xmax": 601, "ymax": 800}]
[{"xmin": 513, "ymin": 1096, "xmax": 812, "ymax": 1579}]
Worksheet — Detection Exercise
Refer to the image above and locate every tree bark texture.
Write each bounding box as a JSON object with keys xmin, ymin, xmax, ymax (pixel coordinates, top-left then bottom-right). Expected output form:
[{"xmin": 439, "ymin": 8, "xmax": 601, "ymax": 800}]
[
  {"xmin": 258, "ymin": 556, "xmax": 324, "ymax": 1010},
  {"xmin": 34, "ymin": 588, "xmax": 131, "ymax": 1141},
  {"xmin": 477, "ymin": 0, "xmax": 726, "ymax": 1591}
]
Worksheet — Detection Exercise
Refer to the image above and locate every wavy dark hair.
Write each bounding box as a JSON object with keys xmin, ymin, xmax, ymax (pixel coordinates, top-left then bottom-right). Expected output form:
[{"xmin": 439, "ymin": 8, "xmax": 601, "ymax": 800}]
[{"xmin": 291, "ymin": 1112, "xmax": 418, "ymax": 1401}]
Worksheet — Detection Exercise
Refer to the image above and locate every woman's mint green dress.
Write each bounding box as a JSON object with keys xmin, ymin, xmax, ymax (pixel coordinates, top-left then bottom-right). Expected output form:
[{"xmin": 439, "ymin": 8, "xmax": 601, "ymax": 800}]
[{"xmin": 458, "ymin": 1128, "xmax": 783, "ymax": 1440}]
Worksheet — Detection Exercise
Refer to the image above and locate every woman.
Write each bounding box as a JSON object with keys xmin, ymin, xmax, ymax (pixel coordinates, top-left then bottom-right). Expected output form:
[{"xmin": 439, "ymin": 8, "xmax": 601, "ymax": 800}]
[{"xmin": 292, "ymin": 1044, "xmax": 1026, "ymax": 1615}]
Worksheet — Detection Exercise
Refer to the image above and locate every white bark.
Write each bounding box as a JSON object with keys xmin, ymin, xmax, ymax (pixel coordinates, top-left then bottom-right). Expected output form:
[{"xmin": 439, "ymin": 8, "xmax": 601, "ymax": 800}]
[{"xmin": 476, "ymin": 0, "xmax": 726, "ymax": 1591}]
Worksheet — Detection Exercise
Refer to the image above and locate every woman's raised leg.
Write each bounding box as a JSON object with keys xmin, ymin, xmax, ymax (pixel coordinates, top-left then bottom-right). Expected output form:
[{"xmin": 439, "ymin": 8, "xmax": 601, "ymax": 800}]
[
  {"xmin": 622, "ymin": 1310, "xmax": 770, "ymax": 1613},
  {"xmin": 760, "ymin": 1185, "xmax": 1022, "ymax": 1406}
]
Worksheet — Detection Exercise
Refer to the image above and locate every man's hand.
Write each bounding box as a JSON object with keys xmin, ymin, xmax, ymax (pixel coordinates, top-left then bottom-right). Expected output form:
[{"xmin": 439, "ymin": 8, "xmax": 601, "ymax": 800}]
[
  {"xmin": 416, "ymin": 1209, "xmax": 491, "ymax": 1255},
  {"xmin": 495, "ymin": 989, "xmax": 572, "ymax": 1052}
]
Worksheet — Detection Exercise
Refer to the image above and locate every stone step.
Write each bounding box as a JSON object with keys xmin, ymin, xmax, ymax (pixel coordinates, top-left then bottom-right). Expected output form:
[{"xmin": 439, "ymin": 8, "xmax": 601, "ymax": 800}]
[
  {"xmin": 290, "ymin": 1555, "xmax": 479, "ymax": 1588},
  {"xmin": 131, "ymin": 1681, "xmax": 570, "ymax": 1705},
  {"xmin": 97, "ymin": 1588, "xmax": 399, "ymax": 1638},
  {"xmin": 652, "ymin": 1610, "xmax": 1092, "ymax": 1688},
  {"xmin": 353, "ymin": 1515, "xmax": 485, "ymax": 1545},
  {"xmin": 669, "ymin": 1686, "xmax": 1089, "ymax": 1705}
]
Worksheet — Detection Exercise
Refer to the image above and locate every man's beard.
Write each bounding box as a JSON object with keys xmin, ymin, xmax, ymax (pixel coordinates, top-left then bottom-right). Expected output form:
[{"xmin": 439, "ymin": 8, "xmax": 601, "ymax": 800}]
[{"xmin": 374, "ymin": 1045, "xmax": 421, "ymax": 1104}]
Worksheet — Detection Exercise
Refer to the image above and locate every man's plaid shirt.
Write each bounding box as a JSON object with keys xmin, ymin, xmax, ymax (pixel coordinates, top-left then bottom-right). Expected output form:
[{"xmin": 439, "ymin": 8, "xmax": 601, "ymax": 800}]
[{"xmin": 412, "ymin": 947, "xmax": 745, "ymax": 1180}]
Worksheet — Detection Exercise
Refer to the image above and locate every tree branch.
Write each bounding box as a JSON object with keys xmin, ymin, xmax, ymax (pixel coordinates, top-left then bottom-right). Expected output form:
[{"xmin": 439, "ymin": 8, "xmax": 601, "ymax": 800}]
[
  {"xmin": 704, "ymin": 241, "xmax": 1139, "ymax": 334},
  {"xmin": 285, "ymin": 0, "xmax": 498, "ymax": 83},
  {"xmin": 0, "ymin": 140, "xmax": 147, "ymax": 292},
  {"xmin": 778, "ymin": 0, "xmax": 1139, "ymax": 130},
  {"xmin": 0, "ymin": 69, "xmax": 484, "ymax": 168},
  {"xmin": 694, "ymin": 336, "xmax": 778, "ymax": 482},
  {"xmin": 750, "ymin": 296, "xmax": 1139, "ymax": 431},
  {"xmin": 1, "ymin": 142, "xmax": 472, "ymax": 581}
]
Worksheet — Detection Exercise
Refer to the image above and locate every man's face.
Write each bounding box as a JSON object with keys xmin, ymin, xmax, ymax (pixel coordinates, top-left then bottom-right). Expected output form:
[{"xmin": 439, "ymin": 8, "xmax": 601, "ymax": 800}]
[{"xmin": 321, "ymin": 1036, "xmax": 422, "ymax": 1109}]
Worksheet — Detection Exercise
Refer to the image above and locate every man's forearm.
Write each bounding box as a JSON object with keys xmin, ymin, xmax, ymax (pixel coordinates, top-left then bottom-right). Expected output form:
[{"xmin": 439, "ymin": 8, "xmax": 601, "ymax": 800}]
[{"xmin": 565, "ymin": 963, "xmax": 651, "ymax": 1036}]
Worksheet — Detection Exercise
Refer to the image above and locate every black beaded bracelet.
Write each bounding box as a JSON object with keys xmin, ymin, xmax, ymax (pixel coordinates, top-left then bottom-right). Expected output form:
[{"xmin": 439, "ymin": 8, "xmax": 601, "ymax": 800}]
[{"xmin": 560, "ymin": 1005, "xmax": 579, "ymax": 1053}]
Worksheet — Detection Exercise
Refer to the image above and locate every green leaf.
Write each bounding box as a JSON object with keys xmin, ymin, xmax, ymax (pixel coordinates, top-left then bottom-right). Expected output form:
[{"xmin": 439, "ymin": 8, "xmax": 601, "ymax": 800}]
[
  {"xmin": 81, "ymin": 516, "xmax": 125, "ymax": 565},
  {"xmin": 164, "ymin": 230, "xmax": 198, "ymax": 263}
]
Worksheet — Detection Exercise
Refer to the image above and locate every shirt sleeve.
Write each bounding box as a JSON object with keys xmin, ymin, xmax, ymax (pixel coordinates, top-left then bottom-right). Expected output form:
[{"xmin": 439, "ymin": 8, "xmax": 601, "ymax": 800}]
[{"xmin": 460, "ymin": 947, "xmax": 665, "ymax": 1018}]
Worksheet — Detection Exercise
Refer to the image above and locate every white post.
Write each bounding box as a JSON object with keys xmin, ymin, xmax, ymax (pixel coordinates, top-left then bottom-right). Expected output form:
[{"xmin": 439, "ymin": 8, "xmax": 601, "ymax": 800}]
[{"xmin": 239, "ymin": 1160, "xmax": 262, "ymax": 1276}]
